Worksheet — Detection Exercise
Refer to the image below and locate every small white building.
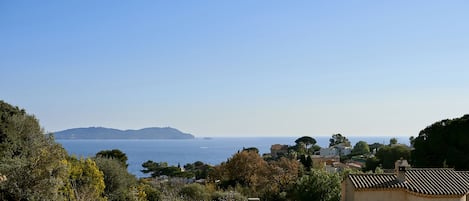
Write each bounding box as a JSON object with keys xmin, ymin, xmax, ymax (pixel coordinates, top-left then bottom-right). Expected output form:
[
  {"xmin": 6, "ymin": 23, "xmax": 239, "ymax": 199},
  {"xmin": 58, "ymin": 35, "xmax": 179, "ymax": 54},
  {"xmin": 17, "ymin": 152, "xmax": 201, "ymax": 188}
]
[
  {"xmin": 320, "ymin": 147, "xmax": 338, "ymax": 157},
  {"xmin": 320, "ymin": 143, "xmax": 352, "ymax": 157}
]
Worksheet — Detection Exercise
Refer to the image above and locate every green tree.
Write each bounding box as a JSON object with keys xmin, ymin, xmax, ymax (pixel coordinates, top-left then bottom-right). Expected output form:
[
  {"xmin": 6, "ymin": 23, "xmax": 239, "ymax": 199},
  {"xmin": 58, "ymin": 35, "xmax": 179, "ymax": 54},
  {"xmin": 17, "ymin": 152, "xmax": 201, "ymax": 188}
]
[
  {"xmin": 138, "ymin": 182, "xmax": 161, "ymax": 201},
  {"xmin": 329, "ymin": 133, "xmax": 351, "ymax": 147},
  {"xmin": 142, "ymin": 161, "xmax": 193, "ymax": 178},
  {"xmin": 409, "ymin": 136, "xmax": 415, "ymax": 147},
  {"xmin": 0, "ymin": 101, "xmax": 69, "ymax": 201},
  {"xmin": 289, "ymin": 170, "xmax": 341, "ymax": 201},
  {"xmin": 363, "ymin": 157, "xmax": 380, "ymax": 172},
  {"xmin": 94, "ymin": 157, "xmax": 138, "ymax": 201},
  {"xmin": 351, "ymin": 141, "xmax": 370, "ymax": 155},
  {"xmin": 389, "ymin": 138, "xmax": 398, "ymax": 145},
  {"xmin": 96, "ymin": 149, "xmax": 129, "ymax": 168},
  {"xmin": 375, "ymin": 145, "xmax": 411, "ymax": 169},
  {"xmin": 183, "ymin": 161, "xmax": 212, "ymax": 180},
  {"xmin": 412, "ymin": 114, "xmax": 469, "ymax": 169},
  {"xmin": 298, "ymin": 155, "xmax": 313, "ymax": 171},
  {"xmin": 368, "ymin": 142, "xmax": 384, "ymax": 153},
  {"xmin": 295, "ymin": 136, "xmax": 317, "ymax": 154},
  {"xmin": 179, "ymin": 183, "xmax": 210, "ymax": 201}
]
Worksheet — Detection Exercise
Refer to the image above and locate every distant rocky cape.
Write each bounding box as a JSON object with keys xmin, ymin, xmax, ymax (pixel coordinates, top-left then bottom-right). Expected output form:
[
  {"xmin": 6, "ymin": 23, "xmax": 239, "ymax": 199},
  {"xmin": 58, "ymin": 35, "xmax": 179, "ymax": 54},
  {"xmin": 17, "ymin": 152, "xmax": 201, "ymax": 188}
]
[{"xmin": 53, "ymin": 127, "xmax": 195, "ymax": 139}]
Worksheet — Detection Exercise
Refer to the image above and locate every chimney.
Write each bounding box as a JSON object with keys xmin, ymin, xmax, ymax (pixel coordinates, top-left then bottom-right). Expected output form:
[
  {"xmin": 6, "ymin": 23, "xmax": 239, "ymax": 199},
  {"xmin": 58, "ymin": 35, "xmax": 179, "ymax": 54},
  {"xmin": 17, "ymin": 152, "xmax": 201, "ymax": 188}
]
[{"xmin": 395, "ymin": 159, "xmax": 410, "ymax": 182}]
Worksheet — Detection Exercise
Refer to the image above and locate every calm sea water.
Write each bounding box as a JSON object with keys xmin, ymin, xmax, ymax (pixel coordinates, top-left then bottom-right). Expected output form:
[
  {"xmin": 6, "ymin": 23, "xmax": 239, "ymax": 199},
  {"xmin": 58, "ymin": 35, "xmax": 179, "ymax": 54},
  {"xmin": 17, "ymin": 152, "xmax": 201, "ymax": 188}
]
[{"xmin": 57, "ymin": 136, "xmax": 407, "ymax": 177}]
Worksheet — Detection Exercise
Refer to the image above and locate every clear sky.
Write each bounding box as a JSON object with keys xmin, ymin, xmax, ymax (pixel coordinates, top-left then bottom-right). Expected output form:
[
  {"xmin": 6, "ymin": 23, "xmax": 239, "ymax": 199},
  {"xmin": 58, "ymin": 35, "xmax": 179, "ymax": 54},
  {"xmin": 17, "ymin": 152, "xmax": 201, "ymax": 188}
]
[{"xmin": 1, "ymin": 1, "xmax": 468, "ymax": 137}]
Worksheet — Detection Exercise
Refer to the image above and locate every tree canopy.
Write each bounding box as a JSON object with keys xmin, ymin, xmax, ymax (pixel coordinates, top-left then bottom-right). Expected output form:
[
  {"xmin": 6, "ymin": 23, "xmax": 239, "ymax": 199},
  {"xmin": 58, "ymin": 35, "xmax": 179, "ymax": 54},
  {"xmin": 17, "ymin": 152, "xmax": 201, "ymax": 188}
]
[
  {"xmin": 295, "ymin": 136, "xmax": 317, "ymax": 147},
  {"xmin": 412, "ymin": 114, "xmax": 469, "ymax": 170},
  {"xmin": 94, "ymin": 157, "xmax": 138, "ymax": 201},
  {"xmin": 0, "ymin": 100, "xmax": 70, "ymax": 200},
  {"xmin": 293, "ymin": 136, "xmax": 319, "ymax": 155},
  {"xmin": 96, "ymin": 149, "xmax": 129, "ymax": 167},
  {"xmin": 351, "ymin": 141, "xmax": 370, "ymax": 156},
  {"xmin": 368, "ymin": 142, "xmax": 384, "ymax": 153},
  {"xmin": 289, "ymin": 170, "xmax": 341, "ymax": 201},
  {"xmin": 389, "ymin": 138, "xmax": 398, "ymax": 145},
  {"xmin": 329, "ymin": 133, "xmax": 351, "ymax": 147},
  {"xmin": 183, "ymin": 161, "xmax": 212, "ymax": 180},
  {"xmin": 142, "ymin": 160, "xmax": 193, "ymax": 178},
  {"xmin": 375, "ymin": 145, "xmax": 411, "ymax": 169}
]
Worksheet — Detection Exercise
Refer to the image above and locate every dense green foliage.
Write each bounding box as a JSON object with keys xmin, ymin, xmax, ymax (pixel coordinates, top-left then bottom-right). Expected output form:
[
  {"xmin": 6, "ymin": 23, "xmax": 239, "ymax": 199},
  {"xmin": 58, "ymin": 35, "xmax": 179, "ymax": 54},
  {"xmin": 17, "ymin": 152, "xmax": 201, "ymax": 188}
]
[
  {"xmin": 376, "ymin": 145, "xmax": 411, "ymax": 169},
  {"xmin": 412, "ymin": 114, "xmax": 469, "ymax": 170},
  {"xmin": 291, "ymin": 136, "xmax": 319, "ymax": 171},
  {"xmin": 298, "ymin": 154, "xmax": 313, "ymax": 171},
  {"xmin": 368, "ymin": 142, "xmax": 384, "ymax": 153},
  {"xmin": 0, "ymin": 100, "xmax": 70, "ymax": 200},
  {"xmin": 295, "ymin": 136, "xmax": 317, "ymax": 153},
  {"xmin": 179, "ymin": 183, "xmax": 211, "ymax": 200},
  {"xmin": 142, "ymin": 161, "xmax": 194, "ymax": 178},
  {"xmin": 0, "ymin": 101, "xmax": 145, "ymax": 201},
  {"xmin": 183, "ymin": 161, "xmax": 212, "ymax": 180},
  {"xmin": 94, "ymin": 157, "xmax": 138, "ymax": 201},
  {"xmin": 363, "ymin": 145, "xmax": 411, "ymax": 171},
  {"xmin": 329, "ymin": 133, "xmax": 351, "ymax": 147},
  {"xmin": 289, "ymin": 170, "xmax": 341, "ymax": 201},
  {"xmin": 351, "ymin": 141, "xmax": 370, "ymax": 155},
  {"xmin": 96, "ymin": 149, "xmax": 129, "ymax": 167}
]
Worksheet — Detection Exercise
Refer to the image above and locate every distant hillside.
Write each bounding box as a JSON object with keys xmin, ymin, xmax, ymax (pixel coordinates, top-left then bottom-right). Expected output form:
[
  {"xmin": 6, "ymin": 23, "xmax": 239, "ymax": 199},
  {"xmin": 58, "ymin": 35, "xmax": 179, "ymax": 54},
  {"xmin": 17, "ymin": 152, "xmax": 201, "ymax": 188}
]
[{"xmin": 53, "ymin": 127, "xmax": 195, "ymax": 139}]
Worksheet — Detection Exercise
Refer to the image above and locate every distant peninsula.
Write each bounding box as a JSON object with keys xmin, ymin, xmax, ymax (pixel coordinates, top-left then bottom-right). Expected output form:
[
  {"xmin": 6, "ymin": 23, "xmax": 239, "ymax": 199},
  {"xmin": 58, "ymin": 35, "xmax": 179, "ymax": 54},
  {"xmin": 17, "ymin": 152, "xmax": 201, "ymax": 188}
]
[{"xmin": 53, "ymin": 127, "xmax": 195, "ymax": 139}]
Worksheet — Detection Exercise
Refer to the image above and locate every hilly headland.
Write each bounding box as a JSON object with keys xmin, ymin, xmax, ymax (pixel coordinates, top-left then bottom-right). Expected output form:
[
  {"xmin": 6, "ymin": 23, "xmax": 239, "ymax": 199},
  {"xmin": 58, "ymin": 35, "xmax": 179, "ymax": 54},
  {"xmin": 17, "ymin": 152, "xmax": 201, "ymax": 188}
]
[{"xmin": 53, "ymin": 127, "xmax": 195, "ymax": 139}]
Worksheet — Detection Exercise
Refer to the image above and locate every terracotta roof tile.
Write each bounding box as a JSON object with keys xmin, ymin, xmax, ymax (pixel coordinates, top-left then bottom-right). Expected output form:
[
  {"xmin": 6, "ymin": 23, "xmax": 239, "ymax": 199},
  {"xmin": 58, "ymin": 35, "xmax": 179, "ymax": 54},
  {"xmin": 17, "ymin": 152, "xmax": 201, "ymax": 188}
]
[
  {"xmin": 348, "ymin": 174, "xmax": 404, "ymax": 189},
  {"xmin": 348, "ymin": 168, "xmax": 469, "ymax": 195},
  {"xmin": 457, "ymin": 171, "xmax": 469, "ymax": 182}
]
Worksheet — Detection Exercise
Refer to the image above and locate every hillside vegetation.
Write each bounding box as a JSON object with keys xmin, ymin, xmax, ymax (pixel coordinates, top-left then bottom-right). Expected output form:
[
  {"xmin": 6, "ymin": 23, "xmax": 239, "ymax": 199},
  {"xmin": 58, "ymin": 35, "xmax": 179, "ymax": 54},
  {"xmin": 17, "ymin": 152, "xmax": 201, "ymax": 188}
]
[{"xmin": 1, "ymin": 100, "xmax": 468, "ymax": 201}]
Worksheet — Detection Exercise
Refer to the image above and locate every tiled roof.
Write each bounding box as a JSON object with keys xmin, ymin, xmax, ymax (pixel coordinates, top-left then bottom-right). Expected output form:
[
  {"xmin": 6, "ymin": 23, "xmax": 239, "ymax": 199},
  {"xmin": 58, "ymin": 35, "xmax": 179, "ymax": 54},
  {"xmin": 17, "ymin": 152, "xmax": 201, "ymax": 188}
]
[
  {"xmin": 348, "ymin": 168, "xmax": 469, "ymax": 195},
  {"xmin": 406, "ymin": 169, "xmax": 469, "ymax": 195},
  {"xmin": 348, "ymin": 174, "xmax": 404, "ymax": 189},
  {"xmin": 457, "ymin": 171, "xmax": 469, "ymax": 182}
]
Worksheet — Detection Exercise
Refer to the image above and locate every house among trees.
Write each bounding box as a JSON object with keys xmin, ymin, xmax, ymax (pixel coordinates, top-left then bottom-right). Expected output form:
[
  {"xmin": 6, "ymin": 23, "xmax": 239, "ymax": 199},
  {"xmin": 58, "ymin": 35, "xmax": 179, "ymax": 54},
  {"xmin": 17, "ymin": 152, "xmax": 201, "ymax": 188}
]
[
  {"xmin": 343, "ymin": 159, "xmax": 469, "ymax": 201},
  {"xmin": 270, "ymin": 144, "xmax": 289, "ymax": 158},
  {"xmin": 320, "ymin": 143, "xmax": 352, "ymax": 157}
]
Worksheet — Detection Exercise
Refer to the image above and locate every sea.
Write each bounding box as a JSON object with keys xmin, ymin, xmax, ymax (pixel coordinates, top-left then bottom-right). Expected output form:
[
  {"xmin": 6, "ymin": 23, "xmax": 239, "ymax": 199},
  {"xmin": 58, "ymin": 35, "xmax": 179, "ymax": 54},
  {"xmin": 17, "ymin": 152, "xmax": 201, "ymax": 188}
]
[{"xmin": 57, "ymin": 136, "xmax": 408, "ymax": 177}]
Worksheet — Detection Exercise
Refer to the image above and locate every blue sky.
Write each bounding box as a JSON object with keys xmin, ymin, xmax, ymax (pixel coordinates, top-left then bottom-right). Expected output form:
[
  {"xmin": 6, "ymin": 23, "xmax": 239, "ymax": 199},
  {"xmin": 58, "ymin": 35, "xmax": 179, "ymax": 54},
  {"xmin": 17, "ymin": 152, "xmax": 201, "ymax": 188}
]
[{"xmin": 1, "ymin": 1, "xmax": 468, "ymax": 137}]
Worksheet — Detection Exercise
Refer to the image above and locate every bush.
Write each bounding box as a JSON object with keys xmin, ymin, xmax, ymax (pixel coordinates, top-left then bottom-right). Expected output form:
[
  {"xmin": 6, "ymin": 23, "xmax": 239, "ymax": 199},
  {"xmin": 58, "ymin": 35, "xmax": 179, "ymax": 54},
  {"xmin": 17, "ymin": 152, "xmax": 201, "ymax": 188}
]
[
  {"xmin": 289, "ymin": 170, "xmax": 341, "ymax": 201},
  {"xmin": 211, "ymin": 190, "xmax": 247, "ymax": 201},
  {"xmin": 94, "ymin": 157, "xmax": 138, "ymax": 201},
  {"xmin": 180, "ymin": 183, "xmax": 210, "ymax": 200}
]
